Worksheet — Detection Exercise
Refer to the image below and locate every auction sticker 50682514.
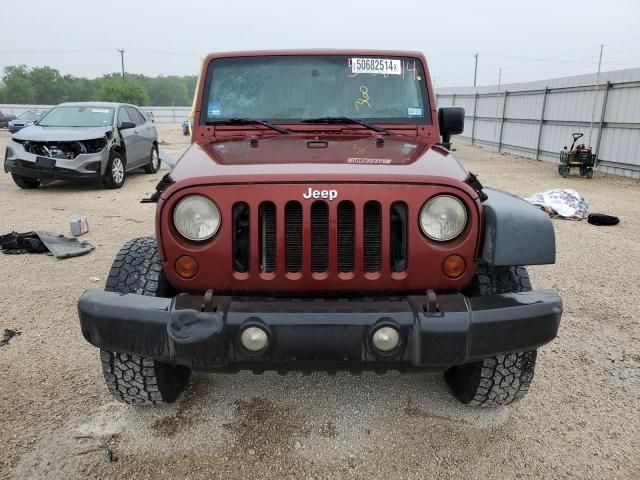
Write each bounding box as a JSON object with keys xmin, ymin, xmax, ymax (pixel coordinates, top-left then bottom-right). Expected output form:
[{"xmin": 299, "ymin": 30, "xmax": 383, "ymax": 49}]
[{"xmin": 351, "ymin": 58, "xmax": 402, "ymax": 75}]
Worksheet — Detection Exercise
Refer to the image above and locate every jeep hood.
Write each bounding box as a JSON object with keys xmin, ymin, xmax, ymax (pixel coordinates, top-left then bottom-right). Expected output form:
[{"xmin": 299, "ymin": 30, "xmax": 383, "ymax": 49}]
[
  {"xmin": 169, "ymin": 135, "xmax": 470, "ymax": 186},
  {"xmin": 12, "ymin": 125, "xmax": 113, "ymax": 142}
]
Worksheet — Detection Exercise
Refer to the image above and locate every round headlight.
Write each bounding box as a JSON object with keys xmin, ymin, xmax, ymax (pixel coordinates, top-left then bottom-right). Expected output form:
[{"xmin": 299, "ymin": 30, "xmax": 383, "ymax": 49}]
[
  {"xmin": 420, "ymin": 195, "xmax": 467, "ymax": 241},
  {"xmin": 173, "ymin": 195, "xmax": 221, "ymax": 241}
]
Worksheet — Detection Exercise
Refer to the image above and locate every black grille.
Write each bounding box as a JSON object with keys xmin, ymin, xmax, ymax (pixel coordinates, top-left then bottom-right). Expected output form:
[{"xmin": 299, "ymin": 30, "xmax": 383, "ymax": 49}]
[
  {"xmin": 232, "ymin": 202, "xmax": 250, "ymax": 273},
  {"xmin": 260, "ymin": 202, "xmax": 277, "ymax": 273},
  {"xmin": 363, "ymin": 201, "xmax": 382, "ymax": 273},
  {"xmin": 390, "ymin": 202, "xmax": 408, "ymax": 272},
  {"xmin": 285, "ymin": 201, "xmax": 303, "ymax": 272},
  {"xmin": 248, "ymin": 198, "xmax": 404, "ymax": 275},
  {"xmin": 311, "ymin": 201, "xmax": 329, "ymax": 272},
  {"xmin": 337, "ymin": 201, "xmax": 355, "ymax": 272}
]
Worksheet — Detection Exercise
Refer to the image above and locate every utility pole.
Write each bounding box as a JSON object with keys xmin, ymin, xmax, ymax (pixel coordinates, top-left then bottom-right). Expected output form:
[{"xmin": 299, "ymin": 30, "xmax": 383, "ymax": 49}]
[
  {"xmin": 117, "ymin": 48, "xmax": 125, "ymax": 79},
  {"xmin": 473, "ymin": 53, "xmax": 478, "ymax": 87},
  {"xmin": 493, "ymin": 67, "xmax": 502, "ymax": 150},
  {"xmin": 588, "ymin": 44, "xmax": 604, "ymax": 146}
]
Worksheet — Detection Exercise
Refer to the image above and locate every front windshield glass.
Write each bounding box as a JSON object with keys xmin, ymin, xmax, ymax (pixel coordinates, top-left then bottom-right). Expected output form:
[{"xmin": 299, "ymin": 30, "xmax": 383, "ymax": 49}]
[
  {"xmin": 38, "ymin": 106, "xmax": 114, "ymax": 127},
  {"xmin": 202, "ymin": 55, "xmax": 429, "ymax": 124}
]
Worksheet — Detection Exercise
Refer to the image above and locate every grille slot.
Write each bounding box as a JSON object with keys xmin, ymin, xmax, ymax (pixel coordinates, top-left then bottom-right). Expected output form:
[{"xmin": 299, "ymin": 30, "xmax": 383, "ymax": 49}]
[
  {"xmin": 390, "ymin": 202, "xmax": 408, "ymax": 272},
  {"xmin": 311, "ymin": 201, "xmax": 329, "ymax": 272},
  {"xmin": 337, "ymin": 201, "xmax": 355, "ymax": 272},
  {"xmin": 285, "ymin": 201, "xmax": 303, "ymax": 272},
  {"xmin": 363, "ymin": 201, "xmax": 382, "ymax": 273},
  {"xmin": 259, "ymin": 202, "xmax": 277, "ymax": 273},
  {"xmin": 232, "ymin": 202, "xmax": 250, "ymax": 273}
]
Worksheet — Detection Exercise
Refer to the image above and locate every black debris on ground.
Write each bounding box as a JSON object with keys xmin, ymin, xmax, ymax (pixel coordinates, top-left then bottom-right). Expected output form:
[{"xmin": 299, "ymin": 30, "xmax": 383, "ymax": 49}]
[{"xmin": 1, "ymin": 328, "xmax": 21, "ymax": 347}]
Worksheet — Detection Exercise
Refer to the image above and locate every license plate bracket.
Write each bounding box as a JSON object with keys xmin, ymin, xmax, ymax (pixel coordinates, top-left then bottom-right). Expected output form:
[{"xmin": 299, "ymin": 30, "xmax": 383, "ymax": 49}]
[{"xmin": 36, "ymin": 156, "xmax": 56, "ymax": 169}]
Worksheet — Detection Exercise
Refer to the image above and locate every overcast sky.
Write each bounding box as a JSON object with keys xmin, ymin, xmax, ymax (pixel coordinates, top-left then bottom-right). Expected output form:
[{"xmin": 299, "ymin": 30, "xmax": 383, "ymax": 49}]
[{"xmin": 1, "ymin": 0, "xmax": 639, "ymax": 87}]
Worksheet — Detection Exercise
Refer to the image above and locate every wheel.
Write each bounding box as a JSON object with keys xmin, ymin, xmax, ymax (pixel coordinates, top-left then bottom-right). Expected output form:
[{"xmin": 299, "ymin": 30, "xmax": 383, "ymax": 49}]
[
  {"xmin": 143, "ymin": 144, "xmax": 160, "ymax": 174},
  {"xmin": 561, "ymin": 166, "xmax": 569, "ymax": 178},
  {"xmin": 580, "ymin": 167, "xmax": 586, "ymax": 177},
  {"xmin": 102, "ymin": 150, "xmax": 126, "ymax": 189},
  {"xmin": 101, "ymin": 237, "xmax": 191, "ymax": 405},
  {"xmin": 586, "ymin": 167, "xmax": 594, "ymax": 179},
  {"xmin": 11, "ymin": 173, "xmax": 41, "ymax": 189},
  {"xmin": 444, "ymin": 263, "xmax": 537, "ymax": 406},
  {"xmin": 557, "ymin": 165, "xmax": 563, "ymax": 176}
]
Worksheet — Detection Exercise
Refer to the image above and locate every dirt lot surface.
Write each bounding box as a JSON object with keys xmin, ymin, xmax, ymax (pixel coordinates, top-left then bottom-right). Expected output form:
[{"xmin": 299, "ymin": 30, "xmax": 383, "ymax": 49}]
[{"xmin": 0, "ymin": 125, "xmax": 638, "ymax": 479}]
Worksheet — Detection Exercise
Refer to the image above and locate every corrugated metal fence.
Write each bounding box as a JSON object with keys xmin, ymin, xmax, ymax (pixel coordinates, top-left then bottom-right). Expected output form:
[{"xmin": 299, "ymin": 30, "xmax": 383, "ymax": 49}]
[
  {"xmin": 436, "ymin": 68, "xmax": 640, "ymax": 179},
  {"xmin": 0, "ymin": 104, "xmax": 191, "ymax": 124}
]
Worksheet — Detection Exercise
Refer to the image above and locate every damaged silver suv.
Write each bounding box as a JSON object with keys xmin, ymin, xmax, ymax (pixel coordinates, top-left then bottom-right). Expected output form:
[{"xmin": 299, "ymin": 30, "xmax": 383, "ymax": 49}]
[{"xmin": 4, "ymin": 102, "xmax": 159, "ymax": 189}]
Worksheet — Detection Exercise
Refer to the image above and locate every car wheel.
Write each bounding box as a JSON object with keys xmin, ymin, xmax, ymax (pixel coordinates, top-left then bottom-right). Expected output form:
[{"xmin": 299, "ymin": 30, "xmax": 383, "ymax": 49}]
[
  {"xmin": 144, "ymin": 145, "xmax": 161, "ymax": 174},
  {"xmin": 11, "ymin": 173, "xmax": 41, "ymax": 189},
  {"xmin": 103, "ymin": 151, "xmax": 126, "ymax": 189},
  {"xmin": 101, "ymin": 237, "xmax": 191, "ymax": 405},
  {"xmin": 444, "ymin": 262, "xmax": 537, "ymax": 406}
]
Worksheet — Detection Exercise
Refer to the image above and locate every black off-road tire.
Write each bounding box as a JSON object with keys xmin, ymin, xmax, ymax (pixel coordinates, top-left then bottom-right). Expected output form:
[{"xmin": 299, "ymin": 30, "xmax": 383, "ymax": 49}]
[
  {"xmin": 101, "ymin": 237, "xmax": 191, "ymax": 405},
  {"xmin": 143, "ymin": 144, "xmax": 160, "ymax": 174},
  {"xmin": 102, "ymin": 150, "xmax": 126, "ymax": 189},
  {"xmin": 11, "ymin": 173, "xmax": 41, "ymax": 189},
  {"xmin": 445, "ymin": 263, "xmax": 537, "ymax": 406}
]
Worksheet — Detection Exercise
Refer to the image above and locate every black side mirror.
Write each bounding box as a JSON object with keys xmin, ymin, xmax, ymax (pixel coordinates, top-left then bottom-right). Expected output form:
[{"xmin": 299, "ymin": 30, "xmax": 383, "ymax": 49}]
[
  {"xmin": 438, "ymin": 107, "xmax": 465, "ymax": 149},
  {"xmin": 119, "ymin": 121, "xmax": 136, "ymax": 130}
]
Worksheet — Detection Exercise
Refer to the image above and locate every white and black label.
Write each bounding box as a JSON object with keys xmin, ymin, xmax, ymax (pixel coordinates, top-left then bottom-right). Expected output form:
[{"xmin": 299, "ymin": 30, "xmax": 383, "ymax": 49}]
[{"xmin": 351, "ymin": 58, "xmax": 402, "ymax": 75}]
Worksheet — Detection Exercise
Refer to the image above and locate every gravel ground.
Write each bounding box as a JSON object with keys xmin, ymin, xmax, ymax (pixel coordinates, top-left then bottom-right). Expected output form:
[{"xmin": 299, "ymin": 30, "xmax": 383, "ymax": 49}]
[{"xmin": 0, "ymin": 126, "xmax": 638, "ymax": 480}]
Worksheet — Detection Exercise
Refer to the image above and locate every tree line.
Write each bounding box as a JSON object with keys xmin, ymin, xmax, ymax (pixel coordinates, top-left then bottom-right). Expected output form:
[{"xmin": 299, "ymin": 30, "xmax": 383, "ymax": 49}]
[{"xmin": 0, "ymin": 65, "xmax": 198, "ymax": 106}]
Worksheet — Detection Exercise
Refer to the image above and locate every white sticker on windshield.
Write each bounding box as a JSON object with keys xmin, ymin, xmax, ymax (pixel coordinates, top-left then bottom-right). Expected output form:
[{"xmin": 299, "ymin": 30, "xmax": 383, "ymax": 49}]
[
  {"xmin": 351, "ymin": 58, "xmax": 402, "ymax": 75},
  {"xmin": 407, "ymin": 107, "xmax": 423, "ymax": 116},
  {"xmin": 92, "ymin": 108, "xmax": 110, "ymax": 113},
  {"xmin": 347, "ymin": 157, "xmax": 392, "ymax": 164}
]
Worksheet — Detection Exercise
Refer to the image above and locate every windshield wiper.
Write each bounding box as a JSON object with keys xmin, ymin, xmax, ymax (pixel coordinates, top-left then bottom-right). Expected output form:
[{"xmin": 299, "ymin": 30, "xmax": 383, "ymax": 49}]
[
  {"xmin": 205, "ymin": 118, "xmax": 291, "ymax": 134},
  {"xmin": 301, "ymin": 117, "xmax": 392, "ymax": 135}
]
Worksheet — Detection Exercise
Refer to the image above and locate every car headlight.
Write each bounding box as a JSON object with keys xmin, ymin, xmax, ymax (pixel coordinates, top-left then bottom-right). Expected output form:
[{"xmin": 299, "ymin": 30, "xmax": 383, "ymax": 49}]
[
  {"xmin": 173, "ymin": 195, "xmax": 221, "ymax": 241},
  {"xmin": 419, "ymin": 195, "xmax": 467, "ymax": 241}
]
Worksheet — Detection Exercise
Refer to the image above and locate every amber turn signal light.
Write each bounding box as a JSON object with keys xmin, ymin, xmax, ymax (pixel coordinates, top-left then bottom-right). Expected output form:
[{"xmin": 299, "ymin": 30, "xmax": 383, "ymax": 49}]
[
  {"xmin": 175, "ymin": 255, "xmax": 198, "ymax": 279},
  {"xmin": 442, "ymin": 254, "xmax": 466, "ymax": 279}
]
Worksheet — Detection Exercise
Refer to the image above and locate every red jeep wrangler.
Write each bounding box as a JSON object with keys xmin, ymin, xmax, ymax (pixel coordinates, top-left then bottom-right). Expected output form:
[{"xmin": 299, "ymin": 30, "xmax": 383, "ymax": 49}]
[{"xmin": 78, "ymin": 50, "xmax": 562, "ymax": 407}]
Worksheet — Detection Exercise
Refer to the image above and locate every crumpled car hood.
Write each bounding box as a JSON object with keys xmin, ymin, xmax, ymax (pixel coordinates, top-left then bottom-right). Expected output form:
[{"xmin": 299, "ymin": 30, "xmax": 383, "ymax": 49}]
[{"xmin": 13, "ymin": 125, "xmax": 113, "ymax": 142}]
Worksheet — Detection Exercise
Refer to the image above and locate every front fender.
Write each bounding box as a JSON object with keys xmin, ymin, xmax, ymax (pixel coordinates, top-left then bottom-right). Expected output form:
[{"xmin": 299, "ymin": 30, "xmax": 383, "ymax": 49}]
[{"xmin": 481, "ymin": 187, "xmax": 555, "ymax": 266}]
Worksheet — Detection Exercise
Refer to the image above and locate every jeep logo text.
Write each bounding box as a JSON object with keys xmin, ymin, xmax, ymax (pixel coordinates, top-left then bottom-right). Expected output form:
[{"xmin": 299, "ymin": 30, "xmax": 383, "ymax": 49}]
[{"xmin": 302, "ymin": 188, "xmax": 338, "ymax": 201}]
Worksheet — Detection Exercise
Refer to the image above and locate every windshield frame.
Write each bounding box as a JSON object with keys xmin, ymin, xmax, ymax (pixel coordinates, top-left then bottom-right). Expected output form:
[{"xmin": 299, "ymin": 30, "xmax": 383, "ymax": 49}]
[
  {"xmin": 200, "ymin": 54, "xmax": 432, "ymax": 127},
  {"xmin": 37, "ymin": 105, "xmax": 115, "ymax": 128}
]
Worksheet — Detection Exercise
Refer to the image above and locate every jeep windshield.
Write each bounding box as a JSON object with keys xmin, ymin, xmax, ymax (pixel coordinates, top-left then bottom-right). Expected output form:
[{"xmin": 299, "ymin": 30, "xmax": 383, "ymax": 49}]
[
  {"xmin": 202, "ymin": 55, "xmax": 430, "ymax": 126},
  {"xmin": 38, "ymin": 105, "xmax": 114, "ymax": 127}
]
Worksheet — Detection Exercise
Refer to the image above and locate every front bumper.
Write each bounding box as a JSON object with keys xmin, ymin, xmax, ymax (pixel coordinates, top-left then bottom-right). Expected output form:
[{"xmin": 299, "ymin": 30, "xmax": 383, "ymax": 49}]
[
  {"xmin": 78, "ymin": 289, "xmax": 562, "ymax": 371},
  {"xmin": 4, "ymin": 140, "xmax": 108, "ymax": 180},
  {"xmin": 5, "ymin": 158, "xmax": 102, "ymax": 181}
]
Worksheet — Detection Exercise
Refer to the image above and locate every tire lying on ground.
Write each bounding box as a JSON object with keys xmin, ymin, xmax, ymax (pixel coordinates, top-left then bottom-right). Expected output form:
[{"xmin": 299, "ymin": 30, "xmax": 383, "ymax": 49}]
[
  {"xmin": 100, "ymin": 237, "xmax": 191, "ymax": 405},
  {"xmin": 444, "ymin": 263, "xmax": 538, "ymax": 406}
]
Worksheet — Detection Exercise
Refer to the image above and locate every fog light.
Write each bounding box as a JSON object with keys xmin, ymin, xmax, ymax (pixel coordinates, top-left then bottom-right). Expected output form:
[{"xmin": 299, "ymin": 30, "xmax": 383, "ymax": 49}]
[
  {"xmin": 372, "ymin": 326, "xmax": 400, "ymax": 352},
  {"xmin": 175, "ymin": 255, "xmax": 198, "ymax": 279},
  {"xmin": 86, "ymin": 161, "xmax": 100, "ymax": 172},
  {"xmin": 240, "ymin": 326, "xmax": 268, "ymax": 352}
]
